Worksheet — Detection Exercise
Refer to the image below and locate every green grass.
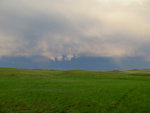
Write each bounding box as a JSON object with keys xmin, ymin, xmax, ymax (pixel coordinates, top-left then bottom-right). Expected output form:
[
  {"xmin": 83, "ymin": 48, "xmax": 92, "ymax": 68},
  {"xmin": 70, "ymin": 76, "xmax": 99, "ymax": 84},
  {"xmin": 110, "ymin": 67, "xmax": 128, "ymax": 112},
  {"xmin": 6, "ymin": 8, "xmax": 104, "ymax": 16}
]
[{"xmin": 0, "ymin": 68, "xmax": 150, "ymax": 113}]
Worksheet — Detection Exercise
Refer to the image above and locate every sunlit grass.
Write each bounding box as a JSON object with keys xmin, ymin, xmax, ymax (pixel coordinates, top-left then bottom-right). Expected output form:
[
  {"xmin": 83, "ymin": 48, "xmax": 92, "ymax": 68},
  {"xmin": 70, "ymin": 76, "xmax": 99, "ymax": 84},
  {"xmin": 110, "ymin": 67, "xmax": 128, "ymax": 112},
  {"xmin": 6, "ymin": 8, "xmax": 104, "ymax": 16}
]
[{"xmin": 0, "ymin": 68, "xmax": 150, "ymax": 113}]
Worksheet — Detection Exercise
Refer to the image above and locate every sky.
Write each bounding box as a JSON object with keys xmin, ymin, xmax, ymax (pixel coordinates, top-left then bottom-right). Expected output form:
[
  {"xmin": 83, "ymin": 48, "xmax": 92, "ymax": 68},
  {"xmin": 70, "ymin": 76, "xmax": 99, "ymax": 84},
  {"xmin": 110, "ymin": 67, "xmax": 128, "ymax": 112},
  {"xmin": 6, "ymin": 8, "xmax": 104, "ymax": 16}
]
[{"xmin": 0, "ymin": 0, "xmax": 150, "ymax": 70}]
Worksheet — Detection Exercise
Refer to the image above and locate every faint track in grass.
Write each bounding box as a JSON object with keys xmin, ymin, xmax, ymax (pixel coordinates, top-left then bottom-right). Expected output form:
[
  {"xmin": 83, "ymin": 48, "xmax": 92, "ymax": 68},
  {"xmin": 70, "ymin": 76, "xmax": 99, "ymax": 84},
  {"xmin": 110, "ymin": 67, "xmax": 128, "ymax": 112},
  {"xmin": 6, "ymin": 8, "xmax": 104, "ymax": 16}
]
[{"xmin": 107, "ymin": 87, "xmax": 137, "ymax": 112}]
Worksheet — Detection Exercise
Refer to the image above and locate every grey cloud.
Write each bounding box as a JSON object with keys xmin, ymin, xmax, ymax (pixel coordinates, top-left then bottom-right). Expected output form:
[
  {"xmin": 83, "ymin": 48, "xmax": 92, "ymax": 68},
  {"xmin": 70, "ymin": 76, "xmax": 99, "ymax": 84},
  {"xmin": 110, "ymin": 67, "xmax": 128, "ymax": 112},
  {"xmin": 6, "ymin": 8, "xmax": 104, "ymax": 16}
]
[{"xmin": 0, "ymin": 0, "xmax": 150, "ymax": 61}]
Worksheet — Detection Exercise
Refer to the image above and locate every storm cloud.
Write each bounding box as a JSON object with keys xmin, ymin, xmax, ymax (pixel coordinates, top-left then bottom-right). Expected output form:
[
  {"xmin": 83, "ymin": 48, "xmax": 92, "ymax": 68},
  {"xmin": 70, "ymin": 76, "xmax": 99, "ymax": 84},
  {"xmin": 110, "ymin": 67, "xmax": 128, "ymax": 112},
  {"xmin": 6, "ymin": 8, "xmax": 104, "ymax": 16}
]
[{"xmin": 0, "ymin": 0, "xmax": 150, "ymax": 61}]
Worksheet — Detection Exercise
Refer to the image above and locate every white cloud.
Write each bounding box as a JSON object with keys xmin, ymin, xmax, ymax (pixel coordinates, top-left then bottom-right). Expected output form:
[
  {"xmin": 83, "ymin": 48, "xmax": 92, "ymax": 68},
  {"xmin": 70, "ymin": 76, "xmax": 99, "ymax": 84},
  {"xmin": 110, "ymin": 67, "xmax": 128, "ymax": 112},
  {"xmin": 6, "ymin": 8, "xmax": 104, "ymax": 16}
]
[{"xmin": 0, "ymin": 0, "xmax": 150, "ymax": 61}]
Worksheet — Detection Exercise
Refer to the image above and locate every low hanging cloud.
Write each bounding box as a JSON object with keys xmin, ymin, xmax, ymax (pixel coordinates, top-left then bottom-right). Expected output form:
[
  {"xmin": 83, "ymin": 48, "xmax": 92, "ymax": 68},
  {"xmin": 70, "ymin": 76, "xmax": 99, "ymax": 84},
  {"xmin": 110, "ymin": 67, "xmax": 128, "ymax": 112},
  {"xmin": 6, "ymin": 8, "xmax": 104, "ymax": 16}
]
[{"xmin": 0, "ymin": 0, "xmax": 150, "ymax": 61}]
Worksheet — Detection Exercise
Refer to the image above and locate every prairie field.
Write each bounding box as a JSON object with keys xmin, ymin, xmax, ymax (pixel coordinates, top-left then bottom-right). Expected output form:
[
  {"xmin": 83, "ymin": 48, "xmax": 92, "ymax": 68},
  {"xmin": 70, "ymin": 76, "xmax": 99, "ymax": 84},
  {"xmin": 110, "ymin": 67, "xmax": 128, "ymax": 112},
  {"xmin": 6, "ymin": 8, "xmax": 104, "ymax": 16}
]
[{"xmin": 0, "ymin": 68, "xmax": 150, "ymax": 113}]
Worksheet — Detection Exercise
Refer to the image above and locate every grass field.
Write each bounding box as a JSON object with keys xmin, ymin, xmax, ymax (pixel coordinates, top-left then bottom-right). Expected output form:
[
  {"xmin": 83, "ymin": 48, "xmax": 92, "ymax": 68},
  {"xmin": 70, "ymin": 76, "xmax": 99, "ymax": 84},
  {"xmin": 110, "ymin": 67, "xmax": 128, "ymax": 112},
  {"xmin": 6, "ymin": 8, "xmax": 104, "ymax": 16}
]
[{"xmin": 0, "ymin": 68, "xmax": 150, "ymax": 113}]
